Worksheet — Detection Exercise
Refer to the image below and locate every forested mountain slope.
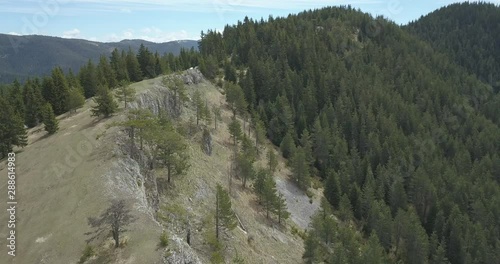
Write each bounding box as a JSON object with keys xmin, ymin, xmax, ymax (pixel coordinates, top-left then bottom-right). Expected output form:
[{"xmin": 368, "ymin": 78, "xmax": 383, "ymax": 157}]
[
  {"xmin": 405, "ymin": 2, "xmax": 500, "ymax": 125},
  {"xmin": 405, "ymin": 2, "xmax": 500, "ymax": 92},
  {"xmin": 0, "ymin": 34, "xmax": 198, "ymax": 83},
  {"xmin": 198, "ymin": 5, "xmax": 500, "ymax": 263}
]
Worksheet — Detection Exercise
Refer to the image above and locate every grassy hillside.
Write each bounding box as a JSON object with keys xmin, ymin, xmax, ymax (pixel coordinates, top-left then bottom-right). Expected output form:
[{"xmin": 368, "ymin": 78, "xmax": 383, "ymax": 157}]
[
  {"xmin": 0, "ymin": 72, "xmax": 311, "ymax": 263},
  {"xmin": 0, "ymin": 34, "xmax": 198, "ymax": 83},
  {"xmin": 0, "ymin": 84, "xmax": 163, "ymax": 263}
]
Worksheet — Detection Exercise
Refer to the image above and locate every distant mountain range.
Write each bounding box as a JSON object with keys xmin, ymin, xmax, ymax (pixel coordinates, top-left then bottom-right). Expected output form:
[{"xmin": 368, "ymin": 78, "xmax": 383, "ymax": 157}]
[{"xmin": 0, "ymin": 34, "xmax": 199, "ymax": 83}]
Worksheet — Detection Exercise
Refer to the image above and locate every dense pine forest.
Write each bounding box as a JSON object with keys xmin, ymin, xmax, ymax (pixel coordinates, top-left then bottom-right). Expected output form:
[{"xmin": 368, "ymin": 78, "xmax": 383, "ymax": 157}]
[
  {"xmin": 405, "ymin": 2, "xmax": 500, "ymax": 125},
  {"xmin": 406, "ymin": 2, "xmax": 500, "ymax": 93},
  {"xmin": 197, "ymin": 4, "xmax": 499, "ymax": 264},
  {"xmin": 1, "ymin": 3, "xmax": 499, "ymax": 264}
]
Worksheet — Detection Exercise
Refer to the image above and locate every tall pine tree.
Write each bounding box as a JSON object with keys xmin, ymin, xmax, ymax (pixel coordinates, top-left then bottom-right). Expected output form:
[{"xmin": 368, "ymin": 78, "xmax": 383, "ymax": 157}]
[
  {"xmin": 291, "ymin": 147, "xmax": 310, "ymax": 190},
  {"xmin": 23, "ymin": 79, "xmax": 43, "ymax": 128},
  {"xmin": 126, "ymin": 48, "xmax": 143, "ymax": 82},
  {"xmin": 215, "ymin": 184, "xmax": 237, "ymax": 239},
  {"xmin": 114, "ymin": 80, "xmax": 136, "ymax": 109},
  {"xmin": 91, "ymin": 85, "xmax": 118, "ymax": 118},
  {"xmin": 0, "ymin": 97, "xmax": 27, "ymax": 157},
  {"xmin": 50, "ymin": 67, "xmax": 70, "ymax": 115},
  {"xmin": 79, "ymin": 60, "xmax": 99, "ymax": 98},
  {"xmin": 42, "ymin": 103, "xmax": 59, "ymax": 134}
]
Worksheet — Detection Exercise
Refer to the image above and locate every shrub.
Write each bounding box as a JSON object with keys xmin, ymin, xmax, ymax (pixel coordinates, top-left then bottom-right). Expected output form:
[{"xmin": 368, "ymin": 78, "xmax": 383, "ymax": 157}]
[
  {"xmin": 210, "ymin": 250, "xmax": 225, "ymax": 264},
  {"xmin": 160, "ymin": 231, "xmax": 169, "ymax": 247},
  {"xmin": 232, "ymin": 252, "xmax": 245, "ymax": 264},
  {"xmin": 78, "ymin": 244, "xmax": 95, "ymax": 264}
]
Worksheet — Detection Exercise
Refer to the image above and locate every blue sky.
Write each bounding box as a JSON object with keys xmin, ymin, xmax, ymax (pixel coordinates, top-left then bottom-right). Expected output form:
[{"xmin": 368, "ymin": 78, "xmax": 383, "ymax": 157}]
[{"xmin": 0, "ymin": 0, "xmax": 495, "ymax": 43}]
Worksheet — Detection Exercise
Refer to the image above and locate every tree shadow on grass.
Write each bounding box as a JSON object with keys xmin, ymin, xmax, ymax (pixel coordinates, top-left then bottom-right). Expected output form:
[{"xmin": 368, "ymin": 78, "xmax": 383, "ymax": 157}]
[{"xmin": 79, "ymin": 116, "xmax": 113, "ymax": 131}]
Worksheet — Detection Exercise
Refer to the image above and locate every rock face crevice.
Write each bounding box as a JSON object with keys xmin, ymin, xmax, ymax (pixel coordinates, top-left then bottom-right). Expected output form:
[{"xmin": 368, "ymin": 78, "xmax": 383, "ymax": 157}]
[
  {"xmin": 120, "ymin": 84, "xmax": 175, "ymax": 217},
  {"xmin": 114, "ymin": 69, "xmax": 206, "ymax": 263},
  {"xmin": 131, "ymin": 85, "xmax": 179, "ymax": 117},
  {"xmin": 120, "ymin": 140, "xmax": 161, "ymax": 215}
]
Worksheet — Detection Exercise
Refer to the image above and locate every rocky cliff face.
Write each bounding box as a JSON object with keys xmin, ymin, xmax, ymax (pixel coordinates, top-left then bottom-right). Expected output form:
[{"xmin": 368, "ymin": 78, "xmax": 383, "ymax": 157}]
[
  {"xmin": 112, "ymin": 69, "xmax": 206, "ymax": 263},
  {"xmin": 113, "ymin": 132, "xmax": 161, "ymax": 217},
  {"xmin": 129, "ymin": 68, "xmax": 205, "ymax": 116},
  {"xmin": 122, "ymin": 69, "xmax": 205, "ymax": 215},
  {"xmin": 163, "ymin": 235, "xmax": 203, "ymax": 264},
  {"xmin": 131, "ymin": 85, "xmax": 178, "ymax": 117},
  {"xmin": 104, "ymin": 68, "xmax": 307, "ymax": 263}
]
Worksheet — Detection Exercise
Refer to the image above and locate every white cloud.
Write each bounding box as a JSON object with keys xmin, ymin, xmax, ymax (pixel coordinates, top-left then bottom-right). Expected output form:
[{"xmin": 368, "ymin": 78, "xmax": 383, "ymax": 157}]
[
  {"xmin": 141, "ymin": 27, "xmax": 162, "ymax": 34},
  {"xmin": 122, "ymin": 29, "xmax": 134, "ymax": 38},
  {"xmin": 62, "ymin": 28, "xmax": 81, "ymax": 38},
  {"xmin": 103, "ymin": 27, "xmax": 196, "ymax": 42},
  {"xmin": 138, "ymin": 30, "xmax": 191, "ymax": 42},
  {"xmin": 8, "ymin": 32, "xmax": 22, "ymax": 36},
  {"xmin": 106, "ymin": 33, "xmax": 120, "ymax": 42}
]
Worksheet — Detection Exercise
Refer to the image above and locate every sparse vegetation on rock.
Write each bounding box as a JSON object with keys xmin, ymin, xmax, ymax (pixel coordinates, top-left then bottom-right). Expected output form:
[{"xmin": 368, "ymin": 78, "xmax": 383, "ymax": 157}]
[
  {"xmin": 159, "ymin": 231, "xmax": 169, "ymax": 247},
  {"xmin": 114, "ymin": 80, "xmax": 136, "ymax": 109},
  {"xmin": 144, "ymin": 114, "xmax": 190, "ymax": 183},
  {"xmin": 162, "ymin": 76, "xmax": 188, "ymax": 116}
]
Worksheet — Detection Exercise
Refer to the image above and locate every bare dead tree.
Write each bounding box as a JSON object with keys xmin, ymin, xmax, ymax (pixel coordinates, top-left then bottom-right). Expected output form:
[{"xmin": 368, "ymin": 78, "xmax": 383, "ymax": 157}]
[{"xmin": 85, "ymin": 199, "xmax": 137, "ymax": 248}]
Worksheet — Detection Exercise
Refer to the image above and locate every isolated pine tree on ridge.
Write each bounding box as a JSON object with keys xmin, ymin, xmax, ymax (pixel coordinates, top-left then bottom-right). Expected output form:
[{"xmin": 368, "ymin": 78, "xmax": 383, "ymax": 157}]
[{"xmin": 91, "ymin": 85, "xmax": 118, "ymax": 118}]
